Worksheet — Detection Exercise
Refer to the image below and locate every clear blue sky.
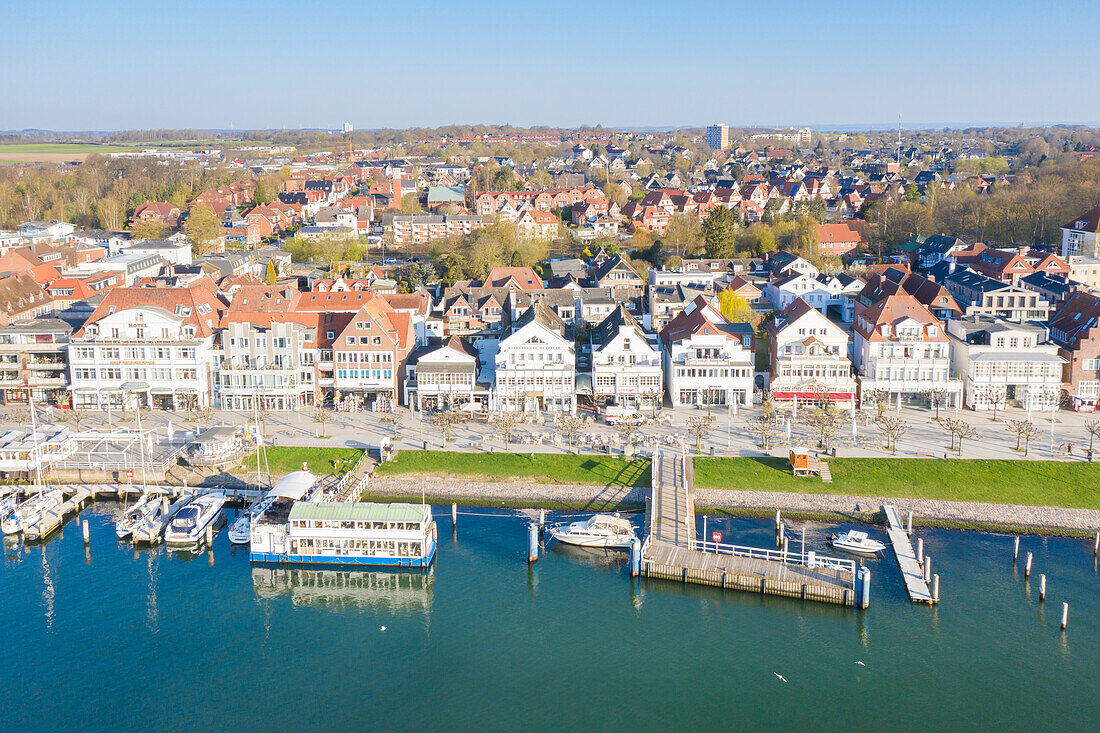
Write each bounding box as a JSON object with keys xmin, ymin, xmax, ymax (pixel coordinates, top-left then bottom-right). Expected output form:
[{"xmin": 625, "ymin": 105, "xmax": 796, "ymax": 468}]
[{"xmin": 2, "ymin": 0, "xmax": 1095, "ymax": 131}]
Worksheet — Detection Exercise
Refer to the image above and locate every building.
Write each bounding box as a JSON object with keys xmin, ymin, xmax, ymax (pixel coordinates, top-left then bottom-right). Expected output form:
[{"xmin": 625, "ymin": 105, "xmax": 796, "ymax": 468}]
[
  {"xmin": 404, "ymin": 336, "xmax": 486, "ymax": 412},
  {"xmin": 588, "ymin": 306, "xmax": 663, "ymax": 409},
  {"xmin": 0, "ymin": 318, "xmax": 71, "ymax": 407},
  {"xmin": 494, "ymin": 302, "xmax": 576, "ymax": 413},
  {"xmin": 767, "ymin": 298, "xmax": 857, "ymax": 407},
  {"xmin": 68, "ymin": 278, "xmax": 227, "ymax": 410},
  {"xmin": 946, "ymin": 317, "xmax": 1063, "ymax": 411},
  {"xmin": 1060, "ymin": 205, "xmax": 1100, "ymax": 258},
  {"xmin": 1047, "ymin": 291, "xmax": 1100, "ymax": 411},
  {"xmin": 706, "ymin": 124, "xmax": 730, "ymax": 150},
  {"xmin": 817, "ymin": 222, "xmax": 862, "ymax": 258},
  {"xmin": 331, "ymin": 296, "xmax": 415, "ymax": 410},
  {"xmin": 943, "ymin": 269, "xmax": 1052, "ymax": 322},
  {"xmin": 852, "ymin": 292, "xmax": 962, "ymax": 408},
  {"xmin": 659, "ymin": 295, "xmax": 755, "ymax": 407}
]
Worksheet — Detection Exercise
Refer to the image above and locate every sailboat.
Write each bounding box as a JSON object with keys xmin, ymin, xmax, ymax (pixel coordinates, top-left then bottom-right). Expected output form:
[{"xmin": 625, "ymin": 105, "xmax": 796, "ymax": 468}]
[
  {"xmin": 2, "ymin": 390, "xmax": 64, "ymax": 536},
  {"xmin": 116, "ymin": 492, "xmax": 162, "ymax": 539},
  {"xmin": 230, "ymin": 394, "xmax": 272, "ymax": 544}
]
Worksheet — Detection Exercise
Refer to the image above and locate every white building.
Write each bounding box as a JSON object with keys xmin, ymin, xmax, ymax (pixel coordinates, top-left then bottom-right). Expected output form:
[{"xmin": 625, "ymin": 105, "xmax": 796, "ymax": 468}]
[
  {"xmin": 852, "ymin": 292, "xmax": 962, "ymax": 408},
  {"xmin": 588, "ymin": 306, "xmax": 663, "ymax": 409},
  {"xmin": 947, "ymin": 317, "xmax": 1064, "ymax": 411},
  {"xmin": 767, "ymin": 298, "xmax": 857, "ymax": 406},
  {"xmin": 217, "ymin": 319, "xmax": 317, "ymax": 412},
  {"xmin": 659, "ymin": 295, "xmax": 755, "ymax": 407},
  {"xmin": 1060, "ymin": 205, "xmax": 1100, "ymax": 258},
  {"xmin": 404, "ymin": 336, "xmax": 486, "ymax": 412},
  {"xmin": 494, "ymin": 302, "xmax": 576, "ymax": 413},
  {"xmin": 764, "ymin": 272, "xmax": 862, "ymax": 321},
  {"xmin": 68, "ymin": 280, "xmax": 226, "ymax": 410}
]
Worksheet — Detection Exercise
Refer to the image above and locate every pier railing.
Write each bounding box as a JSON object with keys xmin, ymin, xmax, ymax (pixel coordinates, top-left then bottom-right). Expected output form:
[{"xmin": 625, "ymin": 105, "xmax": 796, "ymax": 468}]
[{"xmin": 689, "ymin": 538, "xmax": 856, "ymax": 574}]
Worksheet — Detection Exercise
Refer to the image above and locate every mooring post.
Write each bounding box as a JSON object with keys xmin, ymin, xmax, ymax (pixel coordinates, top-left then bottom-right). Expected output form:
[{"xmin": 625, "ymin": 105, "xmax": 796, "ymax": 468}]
[
  {"xmin": 527, "ymin": 523, "xmax": 539, "ymax": 563},
  {"xmin": 630, "ymin": 537, "xmax": 641, "ymax": 577},
  {"xmin": 1025, "ymin": 551, "xmax": 1033, "ymax": 578},
  {"xmin": 917, "ymin": 537, "xmax": 924, "ymax": 565},
  {"xmin": 1039, "ymin": 573, "xmax": 1047, "ymax": 601},
  {"xmin": 451, "ymin": 503, "xmax": 458, "ymax": 530},
  {"xmin": 205, "ymin": 524, "xmax": 213, "ymax": 545},
  {"xmin": 1061, "ymin": 602, "xmax": 1069, "ymax": 630},
  {"xmin": 538, "ymin": 508, "xmax": 545, "ymax": 527},
  {"xmin": 906, "ymin": 511, "xmax": 913, "ymax": 535},
  {"xmin": 1094, "ymin": 531, "xmax": 1099, "ymax": 556},
  {"xmin": 859, "ymin": 567, "xmax": 871, "ymax": 609},
  {"xmin": 82, "ymin": 520, "xmax": 89, "ymax": 545},
  {"xmin": 161, "ymin": 496, "xmax": 169, "ymax": 515},
  {"xmin": 777, "ymin": 522, "xmax": 785, "ymax": 548},
  {"xmin": 1013, "ymin": 536, "xmax": 1020, "ymax": 562},
  {"xmin": 932, "ymin": 573, "xmax": 939, "ymax": 603},
  {"xmin": 924, "ymin": 554, "xmax": 931, "ymax": 583}
]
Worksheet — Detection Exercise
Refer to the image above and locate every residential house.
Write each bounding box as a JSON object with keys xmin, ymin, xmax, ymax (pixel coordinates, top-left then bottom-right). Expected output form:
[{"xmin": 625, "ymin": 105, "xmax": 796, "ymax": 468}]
[
  {"xmin": 0, "ymin": 274, "xmax": 53, "ymax": 325},
  {"xmin": 943, "ymin": 269, "xmax": 1052, "ymax": 321},
  {"xmin": 331, "ymin": 295, "xmax": 415, "ymax": 409},
  {"xmin": 494, "ymin": 302, "xmax": 576, "ymax": 413},
  {"xmin": 588, "ymin": 306, "xmax": 662, "ymax": 409},
  {"xmin": 404, "ymin": 336, "xmax": 485, "ymax": 412},
  {"xmin": 946, "ymin": 316, "xmax": 1063, "ymax": 411},
  {"xmin": 589, "ymin": 254, "xmax": 644, "ymax": 302},
  {"xmin": 817, "ymin": 222, "xmax": 861, "ymax": 258},
  {"xmin": 766, "ymin": 298, "xmax": 857, "ymax": 406},
  {"xmin": 1047, "ymin": 291, "xmax": 1100, "ymax": 410},
  {"xmin": 130, "ymin": 201, "xmax": 182, "ymax": 229},
  {"xmin": 659, "ymin": 295, "xmax": 755, "ymax": 407},
  {"xmin": 1060, "ymin": 205, "xmax": 1100, "ymax": 258},
  {"xmin": 0, "ymin": 318, "xmax": 71, "ymax": 406}
]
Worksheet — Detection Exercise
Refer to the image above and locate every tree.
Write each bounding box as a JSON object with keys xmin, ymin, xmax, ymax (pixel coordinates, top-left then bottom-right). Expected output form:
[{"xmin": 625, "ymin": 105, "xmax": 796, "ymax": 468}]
[
  {"xmin": 866, "ymin": 389, "xmax": 891, "ymax": 419},
  {"xmin": 312, "ymin": 407, "xmax": 332, "ymax": 437},
  {"xmin": 642, "ymin": 388, "xmax": 663, "ymax": 418},
  {"xmin": 663, "ymin": 213, "xmax": 703, "ymax": 258},
  {"xmin": 746, "ymin": 415, "xmax": 779, "ymax": 451},
  {"xmin": 614, "ymin": 420, "xmax": 643, "ymax": 453},
  {"xmin": 686, "ymin": 415, "xmax": 715, "ymax": 451},
  {"xmin": 555, "ymin": 414, "xmax": 586, "ymax": 451},
  {"xmin": 925, "ymin": 387, "xmax": 948, "ymax": 420},
  {"xmin": 130, "ymin": 220, "xmax": 169, "ymax": 240},
  {"xmin": 400, "ymin": 194, "xmax": 422, "ymax": 214},
  {"xmin": 183, "ymin": 204, "xmax": 222, "ymax": 255},
  {"xmin": 380, "ymin": 412, "xmax": 401, "ymax": 438},
  {"xmin": 264, "ymin": 260, "xmax": 277, "ymax": 284},
  {"xmin": 702, "ymin": 206, "xmax": 737, "ymax": 258},
  {"xmin": 1006, "ymin": 419, "xmax": 1041, "ymax": 456},
  {"xmin": 492, "ymin": 411, "xmax": 520, "ymax": 444},
  {"xmin": 976, "ymin": 385, "xmax": 1008, "ymax": 421},
  {"xmin": 718, "ymin": 289, "xmax": 755, "ymax": 325},
  {"xmin": 942, "ymin": 418, "xmax": 978, "ymax": 455},
  {"xmin": 874, "ymin": 415, "xmax": 909, "ymax": 455},
  {"xmin": 431, "ymin": 409, "xmax": 461, "ymax": 446},
  {"xmin": 253, "ymin": 179, "xmax": 271, "ymax": 205},
  {"xmin": 1084, "ymin": 419, "xmax": 1100, "ymax": 454},
  {"xmin": 804, "ymin": 401, "xmax": 844, "ymax": 451}
]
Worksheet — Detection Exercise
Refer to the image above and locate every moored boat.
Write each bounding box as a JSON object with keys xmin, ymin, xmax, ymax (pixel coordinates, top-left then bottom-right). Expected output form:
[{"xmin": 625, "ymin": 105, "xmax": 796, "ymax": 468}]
[
  {"xmin": 548, "ymin": 514, "xmax": 636, "ymax": 549},
  {"xmin": 829, "ymin": 530, "xmax": 886, "ymax": 556},
  {"xmin": 2, "ymin": 490, "xmax": 64, "ymax": 536},
  {"xmin": 116, "ymin": 493, "xmax": 162, "ymax": 539},
  {"xmin": 164, "ymin": 492, "xmax": 226, "ymax": 545},
  {"xmin": 228, "ymin": 494, "xmax": 276, "ymax": 544}
]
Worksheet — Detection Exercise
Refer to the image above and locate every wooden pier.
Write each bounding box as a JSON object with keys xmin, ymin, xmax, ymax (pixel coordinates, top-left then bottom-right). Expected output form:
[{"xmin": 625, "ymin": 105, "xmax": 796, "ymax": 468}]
[
  {"xmin": 640, "ymin": 446, "xmax": 859, "ymax": 607},
  {"xmin": 882, "ymin": 504, "xmax": 935, "ymax": 604}
]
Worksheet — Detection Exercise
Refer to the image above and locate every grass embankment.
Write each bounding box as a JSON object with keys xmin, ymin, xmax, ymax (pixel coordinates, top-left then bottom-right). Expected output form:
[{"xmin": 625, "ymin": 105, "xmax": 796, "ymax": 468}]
[
  {"xmin": 375, "ymin": 451, "xmax": 651, "ymax": 487},
  {"xmin": 694, "ymin": 457, "xmax": 1100, "ymax": 510},
  {"xmin": 245, "ymin": 447, "xmax": 362, "ymax": 476}
]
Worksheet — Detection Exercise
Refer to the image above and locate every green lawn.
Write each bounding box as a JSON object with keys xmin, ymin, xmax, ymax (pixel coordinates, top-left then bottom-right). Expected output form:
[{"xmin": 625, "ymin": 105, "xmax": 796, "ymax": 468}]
[
  {"xmin": 694, "ymin": 457, "xmax": 1100, "ymax": 509},
  {"xmin": 375, "ymin": 451, "xmax": 651, "ymax": 487},
  {"xmin": 245, "ymin": 446, "xmax": 363, "ymax": 476}
]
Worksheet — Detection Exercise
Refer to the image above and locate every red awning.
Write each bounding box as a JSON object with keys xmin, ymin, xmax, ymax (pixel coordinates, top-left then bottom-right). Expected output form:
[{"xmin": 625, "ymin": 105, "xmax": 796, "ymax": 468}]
[{"xmin": 773, "ymin": 391, "xmax": 855, "ymax": 401}]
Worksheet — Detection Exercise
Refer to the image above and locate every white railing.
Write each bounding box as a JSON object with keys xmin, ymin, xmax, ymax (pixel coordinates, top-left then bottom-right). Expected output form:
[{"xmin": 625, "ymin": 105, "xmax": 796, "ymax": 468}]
[{"xmin": 689, "ymin": 538, "xmax": 856, "ymax": 574}]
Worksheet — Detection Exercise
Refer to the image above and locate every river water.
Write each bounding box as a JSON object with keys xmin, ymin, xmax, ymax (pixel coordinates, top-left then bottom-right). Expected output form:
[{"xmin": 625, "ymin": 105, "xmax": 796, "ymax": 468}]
[{"xmin": 2, "ymin": 505, "xmax": 1098, "ymax": 731}]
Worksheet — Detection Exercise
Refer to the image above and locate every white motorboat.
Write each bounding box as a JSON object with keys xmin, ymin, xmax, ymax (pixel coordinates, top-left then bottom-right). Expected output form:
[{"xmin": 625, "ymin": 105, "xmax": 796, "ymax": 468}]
[
  {"xmin": 228, "ymin": 494, "xmax": 276, "ymax": 544},
  {"xmin": 115, "ymin": 493, "xmax": 162, "ymax": 539},
  {"xmin": 829, "ymin": 530, "xmax": 886, "ymax": 556},
  {"xmin": 548, "ymin": 514, "xmax": 637, "ymax": 549},
  {"xmin": 0, "ymin": 494, "xmax": 15, "ymax": 519},
  {"xmin": 164, "ymin": 492, "xmax": 226, "ymax": 545},
  {"xmin": 1, "ymin": 490, "xmax": 64, "ymax": 536}
]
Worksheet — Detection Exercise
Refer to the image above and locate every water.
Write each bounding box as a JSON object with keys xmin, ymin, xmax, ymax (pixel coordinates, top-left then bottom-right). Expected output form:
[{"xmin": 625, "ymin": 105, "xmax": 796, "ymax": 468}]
[{"xmin": 3, "ymin": 506, "xmax": 1099, "ymax": 731}]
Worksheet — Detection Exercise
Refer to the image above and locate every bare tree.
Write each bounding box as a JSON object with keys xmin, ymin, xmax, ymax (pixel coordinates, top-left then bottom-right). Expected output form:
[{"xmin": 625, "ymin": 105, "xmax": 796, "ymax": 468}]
[
  {"xmin": 866, "ymin": 388, "xmax": 891, "ymax": 419},
  {"xmin": 380, "ymin": 412, "xmax": 402, "ymax": 438},
  {"xmin": 312, "ymin": 407, "xmax": 332, "ymax": 437},
  {"xmin": 686, "ymin": 415, "xmax": 715, "ymax": 451},
  {"xmin": 746, "ymin": 415, "xmax": 780, "ymax": 451},
  {"xmin": 761, "ymin": 390, "xmax": 776, "ymax": 420},
  {"xmin": 942, "ymin": 417, "xmax": 978, "ymax": 455},
  {"xmin": 431, "ymin": 409, "xmax": 461, "ymax": 446},
  {"xmin": 555, "ymin": 413, "xmax": 587, "ymax": 451},
  {"xmin": 803, "ymin": 401, "xmax": 844, "ymax": 451},
  {"xmin": 1006, "ymin": 418, "xmax": 1041, "ymax": 456},
  {"xmin": 874, "ymin": 415, "xmax": 909, "ymax": 455},
  {"xmin": 642, "ymin": 389, "xmax": 662, "ymax": 418},
  {"xmin": 1084, "ymin": 419, "xmax": 1100, "ymax": 454},
  {"xmin": 492, "ymin": 411, "xmax": 520, "ymax": 445},
  {"xmin": 975, "ymin": 384, "xmax": 1008, "ymax": 421},
  {"xmin": 925, "ymin": 387, "xmax": 948, "ymax": 420}
]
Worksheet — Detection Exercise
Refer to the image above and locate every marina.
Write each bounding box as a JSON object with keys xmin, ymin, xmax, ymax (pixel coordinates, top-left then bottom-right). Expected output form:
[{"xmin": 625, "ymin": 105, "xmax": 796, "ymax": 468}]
[{"xmin": 883, "ymin": 504, "xmax": 936, "ymax": 603}]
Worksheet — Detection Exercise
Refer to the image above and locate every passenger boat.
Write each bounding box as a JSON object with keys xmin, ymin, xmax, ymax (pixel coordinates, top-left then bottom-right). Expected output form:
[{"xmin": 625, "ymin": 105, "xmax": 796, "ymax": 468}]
[
  {"xmin": 829, "ymin": 530, "xmax": 886, "ymax": 556},
  {"xmin": 251, "ymin": 499, "xmax": 437, "ymax": 568},
  {"xmin": 228, "ymin": 494, "xmax": 277, "ymax": 544},
  {"xmin": 1, "ymin": 490, "xmax": 64, "ymax": 536},
  {"xmin": 548, "ymin": 514, "xmax": 636, "ymax": 549},
  {"xmin": 116, "ymin": 493, "xmax": 162, "ymax": 539},
  {"xmin": 164, "ymin": 491, "xmax": 226, "ymax": 545}
]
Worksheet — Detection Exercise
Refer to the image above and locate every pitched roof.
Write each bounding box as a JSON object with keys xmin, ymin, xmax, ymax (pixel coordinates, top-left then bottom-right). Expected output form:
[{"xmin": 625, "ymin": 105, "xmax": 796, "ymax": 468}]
[{"xmin": 75, "ymin": 276, "xmax": 227, "ymax": 337}]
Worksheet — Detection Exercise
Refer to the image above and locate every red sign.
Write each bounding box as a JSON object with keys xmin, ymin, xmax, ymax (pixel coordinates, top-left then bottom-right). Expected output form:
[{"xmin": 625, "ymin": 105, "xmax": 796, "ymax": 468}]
[
  {"xmin": 126, "ymin": 469, "xmax": 134, "ymax": 481},
  {"xmin": 712, "ymin": 531, "xmax": 722, "ymax": 543}
]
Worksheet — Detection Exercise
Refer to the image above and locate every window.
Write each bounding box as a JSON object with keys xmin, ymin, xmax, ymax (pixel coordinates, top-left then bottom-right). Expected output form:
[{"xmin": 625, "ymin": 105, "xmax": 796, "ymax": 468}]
[{"xmin": 1083, "ymin": 359, "xmax": 1100, "ymax": 371}]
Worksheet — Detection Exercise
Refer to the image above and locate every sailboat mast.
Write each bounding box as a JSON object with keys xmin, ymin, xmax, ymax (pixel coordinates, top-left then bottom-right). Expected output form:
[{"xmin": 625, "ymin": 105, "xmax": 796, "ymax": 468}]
[{"xmin": 28, "ymin": 388, "xmax": 43, "ymax": 494}]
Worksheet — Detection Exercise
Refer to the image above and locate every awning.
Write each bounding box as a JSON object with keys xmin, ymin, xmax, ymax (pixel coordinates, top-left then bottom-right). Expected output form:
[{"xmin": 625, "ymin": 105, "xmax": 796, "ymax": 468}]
[
  {"xmin": 773, "ymin": 391, "xmax": 855, "ymax": 401},
  {"xmin": 150, "ymin": 387, "xmax": 174, "ymax": 394},
  {"xmin": 175, "ymin": 387, "xmax": 198, "ymax": 393},
  {"xmin": 73, "ymin": 387, "xmax": 98, "ymax": 394},
  {"xmin": 121, "ymin": 381, "xmax": 150, "ymax": 391}
]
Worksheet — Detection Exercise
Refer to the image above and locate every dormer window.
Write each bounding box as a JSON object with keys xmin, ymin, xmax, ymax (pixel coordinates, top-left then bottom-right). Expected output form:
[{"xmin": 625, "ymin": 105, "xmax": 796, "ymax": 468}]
[{"xmin": 881, "ymin": 325, "xmax": 891, "ymax": 337}]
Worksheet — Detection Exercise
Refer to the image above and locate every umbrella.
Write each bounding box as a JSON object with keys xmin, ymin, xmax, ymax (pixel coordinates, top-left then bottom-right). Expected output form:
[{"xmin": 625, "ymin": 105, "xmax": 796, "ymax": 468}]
[{"xmin": 785, "ymin": 418, "xmax": 791, "ymax": 441}]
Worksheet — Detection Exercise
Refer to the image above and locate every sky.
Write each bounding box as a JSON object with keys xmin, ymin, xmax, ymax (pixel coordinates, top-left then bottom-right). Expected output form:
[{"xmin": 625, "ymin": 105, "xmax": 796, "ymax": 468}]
[{"xmin": 2, "ymin": 0, "xmax": 1096, "ymax": 132}]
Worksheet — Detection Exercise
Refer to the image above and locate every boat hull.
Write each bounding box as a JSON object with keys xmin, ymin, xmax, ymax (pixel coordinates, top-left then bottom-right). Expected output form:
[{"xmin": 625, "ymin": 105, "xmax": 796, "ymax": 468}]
[
  {"xmin": 829, "ymin": 540, "xmax": 885, "ymax": 556},
  {"xmin": 549, "ymin": 531, "xmax": 633, "ymax": 549}
]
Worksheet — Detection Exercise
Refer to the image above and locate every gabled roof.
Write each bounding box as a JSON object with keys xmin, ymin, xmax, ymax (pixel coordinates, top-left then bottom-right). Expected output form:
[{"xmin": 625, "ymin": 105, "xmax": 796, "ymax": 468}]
[
  {"xmin": 659, "ymin": 294, "xmax": 753, "ymax": 348},
  {"xmin": 591, "ymin": 305, "xmax": 650, "ymax": 352},
  {"xmin": 75, "ymin": 276, "xmax": 227, "ymax": 337}
]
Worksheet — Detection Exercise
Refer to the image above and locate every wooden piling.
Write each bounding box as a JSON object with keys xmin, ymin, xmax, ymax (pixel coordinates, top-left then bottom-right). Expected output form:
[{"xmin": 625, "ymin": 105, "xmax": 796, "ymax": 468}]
[
  {"xmin": 1094, "ymin": 531, "xmax": 1099, "ymax": 556},
  {"xmin": 1013, "ymin": 536, "xmax": 1020, "ymax": 562},
  {"xmin": 205, "ymin": 524, "xmax": 213, "ymax": 545},
  {"xmin": 1039, "ymin": 574, "xmax": 1046, "ymax": 601},
  {"xmin": 527, "ymin": 523, "xmax": 538, "ymax": 563},
  {"xmin": 774, "ymin": 509, "xmax": 781, "ymax": 533},
  {"xmin": 777, "ymin": 522, "xmax": 785, "ymax": 548},
  {"xmin": 923, "ymin": 554, "xmax": 931, "ymax": 583},
  {"xmin": 82, "ymin": 520, "xmax": 89, "ymax": 545},
  {"xmin": 1061, "ymin": 602, "xmax": 1069, "ymax": 630},
  {"xmin": 906, "ymin": 511, "xmax": 912, "ymax": 535},
  {"xmin": 451, "ymin": 503, "xmax": 458, "ymax": 529},
  {"xmin": 916, "ymin": 537, "xmax": 923, "ymax": 564},
  {"xmin": 931, "ymin": 573, "xmax": 939, "ymax": 603},
  {"xmin": 1025, "ymin": 551, "xmax": 1033, "ymax": 578},
  {"xmin": 538, "ymin": 508, "xmax": 545, "ymax": 527}
]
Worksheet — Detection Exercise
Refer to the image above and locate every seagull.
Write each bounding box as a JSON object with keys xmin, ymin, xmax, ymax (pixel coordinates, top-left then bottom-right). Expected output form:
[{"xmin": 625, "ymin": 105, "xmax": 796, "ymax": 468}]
[
  {"xmin": 380, "ymin": 626, "xmax": 387, "ymax": 631},
  {"xmin": 774, "ymin": 673, "xmax": 787, "ymax": 683},
  {"xmin": 855, "ymin": 661, "xmax": 865, "ymax": 666}
]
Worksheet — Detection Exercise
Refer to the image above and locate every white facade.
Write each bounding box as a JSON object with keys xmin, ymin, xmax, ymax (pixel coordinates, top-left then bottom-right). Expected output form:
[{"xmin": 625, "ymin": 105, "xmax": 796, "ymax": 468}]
[
  {"xmin": 494, "ymin": 318, "xmax": 576, "ymax": 413},
  {"xmin": 764, "ymin": 273, "xmax": 860, "ymax": 321},
  {"xmin": 853, "ymin": 308, "xmax": 962, "ymax": 407},
  {"xmin": 662, "ymin": 300, "xmax": 755, "ymax": 408},
  {"xmin": 946, "ymin": 319, "xmax": 1064, "ymax": 411},
  {"xmin": 768, "ymin": 303, "xmax": 857, "ymax": 406},
  {"xmin": 69, "ymin": 307, "xmax": 214, "ymax": 410},
  {"xmin": 590, "ymin": 313, "xmax": 663, "ymax": 408},
  {"xmin": 217, "ymin": 320, "xmax": 317, "ymax": 411}
]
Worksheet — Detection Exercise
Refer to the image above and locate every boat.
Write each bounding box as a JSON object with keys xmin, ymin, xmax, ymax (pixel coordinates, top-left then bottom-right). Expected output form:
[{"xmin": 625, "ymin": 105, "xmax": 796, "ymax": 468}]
[
  {"xmin": 548, "ymin": 514, "xmax": 637, "ymax": 549},
  {"xmin": 116, "ymin": 493, "xmax": 162, "ymax": 539},
  {"xmin": 0, "ymin": 494, "xmax": 15, "ymax": 520},
  {"xmin": 829, "ymin": 530, "xmax": 886, "ymax": 556},
  {"xmin": 228, "ymin": 494, "xmax": 276, "ymax": 544},
  {"xmin": 164, "ymin": 491, "xmax": 226, "ymax": 545},
  {"xmin": 1, "ymin": 490, "xmax": 64, "ymax": 536}
]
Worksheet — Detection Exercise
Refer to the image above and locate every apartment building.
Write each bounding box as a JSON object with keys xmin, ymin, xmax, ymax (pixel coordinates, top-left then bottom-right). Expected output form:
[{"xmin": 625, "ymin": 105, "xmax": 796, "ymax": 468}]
[
  {"xmin": 946, "ymin": 317, "xmax": 1063, "ymax": 411},
  {"xmin": 0, "ymin": 318, "xmax": 71, "ymax": 407},
  {"xmin": 588, "ymin": 306, "xmax": 662, "ymax": 409},
  {"xmin": 766, "ymin": 298, "xmax": 857, "ymax": 406},
  {"xmin": 659, "ymin": 295, "xmax": 755, "ymax": 407},
  {"xmin": 494, "ymin": 302, "xmax": 576, "ymax": 413}
]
